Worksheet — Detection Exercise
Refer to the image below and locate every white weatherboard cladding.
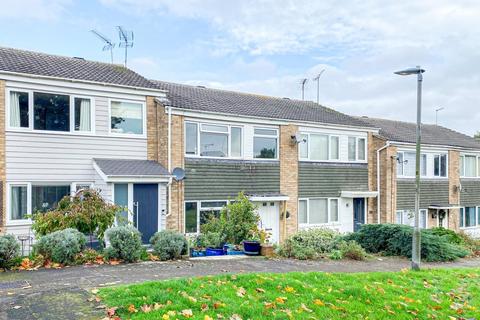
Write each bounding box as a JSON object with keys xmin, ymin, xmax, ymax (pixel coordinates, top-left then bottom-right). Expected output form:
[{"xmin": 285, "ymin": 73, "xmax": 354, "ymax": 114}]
[{"xmin": 463, "ymin": 227, "xmax": 480, "ymax": 239}]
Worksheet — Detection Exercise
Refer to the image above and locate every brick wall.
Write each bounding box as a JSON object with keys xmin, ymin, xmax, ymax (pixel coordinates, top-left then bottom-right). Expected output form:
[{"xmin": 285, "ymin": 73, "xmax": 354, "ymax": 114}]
[
  {"xmin": 279, "ymin": 124, "xmax": 298, "ymax": 241},
  {"xmin": 367, "ymin": 133, "xmax": 387, "ymax": 223},
  {"xmin": 448, "ymin": 150, "xmax": 460, "ymax": 231},
  {"xmin": 146, "ymin": 96, "xmax": 158, "ymax": 162},
  {"xmin": 379, "ymin": 145, "xmax": 397, "ymax": 223},
  {"xmin": 0, "ymin": 80, "xmax": 5, "ymax": 233}
]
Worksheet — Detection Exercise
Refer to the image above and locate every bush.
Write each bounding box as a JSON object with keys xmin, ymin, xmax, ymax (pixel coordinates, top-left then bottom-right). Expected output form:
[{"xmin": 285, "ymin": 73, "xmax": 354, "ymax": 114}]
[
  {"xmin": 199, "ymin": 232, "xmax": 225, "ymax": 249},
  {"xmin": 277, "ymin": 228, "xmax": 340, "ymax": 260},
  {"xmin": 347, "ymin": 224, "xmax": 469, "ymax": 262},
  {"xmin": 104, "ymin": 226, "xmax": 143, "ymax": 262},
  {"xmin": 337, "ymin": 240, "xmax": 368, "ymax": 261},
  {"xmin": 150, "ymin": 230, "xmax": 188, "ymax": 261},
  {"xmin": 430, "ymin": 227, "xmax": 464, "ymax": 245},
  {"xmin": 31, "ymin": 189, "xmax": 121, "ymax": 242},
  {"xmin": 329, "ymin": 250, "xmax": 343, "ymax": 260},
  {"xmin": 34, "ymin": 228, "xmax": 86, "ymax": 264},
  {"xmin": 0, "ymin": 235, "xmax": 20, "ymax": 269},
  {"xmin": 458, "ymin": 232, "xmax": 480, "ymax": 256}
]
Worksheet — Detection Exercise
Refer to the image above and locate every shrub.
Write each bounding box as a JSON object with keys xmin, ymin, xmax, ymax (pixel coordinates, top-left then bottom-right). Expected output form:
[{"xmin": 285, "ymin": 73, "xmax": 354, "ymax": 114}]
[
  {"xmin": 31, "ymin": 189, "xmax": 121, "ymax": 242},
  {"xmin": 277, "ymin": 228, "xmax": 340, "ymax": 259},
  {"xmin": 458, "ymin": 232, "xmax": 480, "ymax": 256},
  {"xmin": 337, "ymin": 240, "xmax": 368, "ymax": 261},
  {"xmin": 430, "ymin": 227, "xmax": 464, "ymax": 245},
  {"xmin": 199, "ymin": 232, "xmax": 225, "ymax": 249},
  {"xmin": 0, "ymin": 235, "xmax": 20, "ymax": 269},
  {"xmin": 34, "ymin": 228, "xmax": 86, "ymax": 264},
  {"xmin": 329, "ymin": 250, "xmax": 343, "ymax": 260},
  {"xmin": 347, "ymin": 224, "xmax": 469, "ymax": 262},
  {"xmin": 104, "ymin": 226, "xmax": 143, "ymax": 262},
  {"xmin": 150, "ymin": 230, "xmax": 188, "ymax": 261}
]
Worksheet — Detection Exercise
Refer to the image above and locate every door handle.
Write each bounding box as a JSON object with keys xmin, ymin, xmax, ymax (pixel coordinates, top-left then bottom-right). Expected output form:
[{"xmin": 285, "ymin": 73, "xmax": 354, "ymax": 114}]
[{"xmin": 133, "ymin": 201, "xmax": 139, "ymax": 227}]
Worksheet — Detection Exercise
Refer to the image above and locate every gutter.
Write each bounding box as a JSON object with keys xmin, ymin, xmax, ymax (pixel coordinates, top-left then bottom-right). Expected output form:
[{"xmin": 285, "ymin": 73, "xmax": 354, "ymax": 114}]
[{"xmin": 376, "ymin": 141, "xmax": 390, "ymax": 224}]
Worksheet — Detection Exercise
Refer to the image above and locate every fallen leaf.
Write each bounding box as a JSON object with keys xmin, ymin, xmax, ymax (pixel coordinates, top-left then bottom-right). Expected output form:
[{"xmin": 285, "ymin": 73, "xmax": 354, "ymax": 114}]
[
  {"xmin": 106, "ymin": 307, "xmax": 117, "ymax": 317},
  {"xmin": 181, "ymin": 309, "xmax": 193, "ymax": 318},
  {"xmin": 300, "ymin": 303, "xmax": 312, "ymax": 313},
  {"xmin": 109, "ymin": 259, "xmax": 121, "ymax": 266},
  {"xmin": 230, "ymin": 314, "xmax": 242, "ymax": 320},
  {"xmin": 236, "ymin": 287, "xmax": 247, "ymax": 298},
  {"xmin": 256, "ymin": 288, "xmax": 266, "ymax": 293},
  {"xmin": 204, "ymin": 316, "xmax": 214, "ymax": 320},
  {"xmin": 284, "ymin": 286, "xmax": 296, "ymax": 293},
  {"xmin": 141, "ymin": 304, "xmax": 152, "ymax": 313},
  {"xmin": 127, "ymin": 304, "xmax": 138, "ymax": 313},
  {"xmin": 314, "ymin": 299, "xmax": 325, "ymax": 306},
  {"xmin": 201, "ymin": 303, "xmax": 209, "ymax": 312},
  {"xmin": 91, "ymin": 289, "xmax": 99, "ymax": 294},
  {"xmin": 275, "ymin": 297, "xmax": 287, "ymax": 304}
]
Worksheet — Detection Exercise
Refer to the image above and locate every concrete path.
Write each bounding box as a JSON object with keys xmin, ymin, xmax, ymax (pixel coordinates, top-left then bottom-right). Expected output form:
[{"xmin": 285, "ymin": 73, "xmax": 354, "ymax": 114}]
[{"xmin": 1, "ymin": 256, "xmax": 479, "ymax": 319}]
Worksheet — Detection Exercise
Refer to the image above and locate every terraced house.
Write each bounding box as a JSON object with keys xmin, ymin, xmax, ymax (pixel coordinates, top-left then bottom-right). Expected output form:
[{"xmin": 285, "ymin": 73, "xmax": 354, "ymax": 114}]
[
  {"xmin": 152, "ymin": 81, "xmax": 378, "ymax": 243},
  {"xmin": 361, "ymin": 117, "xmax": 480, "ymax": 238}
]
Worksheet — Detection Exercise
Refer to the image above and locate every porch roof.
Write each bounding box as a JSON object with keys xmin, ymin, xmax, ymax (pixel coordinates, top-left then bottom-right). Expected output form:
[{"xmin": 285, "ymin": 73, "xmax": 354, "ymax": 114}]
[{"xmin": 93, "ymin": 158, "xmax": 171, "ymax": 183}]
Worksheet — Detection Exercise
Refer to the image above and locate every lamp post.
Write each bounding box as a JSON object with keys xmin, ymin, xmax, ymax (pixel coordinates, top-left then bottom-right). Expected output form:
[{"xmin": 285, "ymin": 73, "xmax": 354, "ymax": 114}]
[
  {"xmin": 435, "ymin": 107, "xmax": 444, "ymax": 125},
  {"xmin": 394, "ymin": 66, "xmax": 425, "ymax": 271}
]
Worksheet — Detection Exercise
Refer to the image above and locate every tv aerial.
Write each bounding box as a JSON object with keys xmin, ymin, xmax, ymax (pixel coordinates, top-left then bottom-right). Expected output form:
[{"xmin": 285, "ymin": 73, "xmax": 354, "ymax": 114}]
[
  {"xmin": 117, "ymin": 26, "xmax": 134, "ymax": 67},
  {"xmin": 90, "ymin": 30, "xmax": 115, "ymax": 64}
]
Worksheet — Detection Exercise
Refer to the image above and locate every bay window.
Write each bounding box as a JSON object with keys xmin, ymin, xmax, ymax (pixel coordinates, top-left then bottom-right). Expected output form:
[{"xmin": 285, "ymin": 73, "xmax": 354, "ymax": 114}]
[
  {"xmin": 299, "ymin": 133, "xmax": 339, "ymax": 161},
  {"xmin": 253, "ymin": 128, "xmax": 278, "ymax": 159},
  {"xmin": 9, "ymin": 185, "xmax": 28, "ymax": 221},
  {"xmin": 298, "ymin": 198, "xmax": 339, "ymax": 225},
  {"xmin": 185, "ymin": 121, "xmax": 243, "ymax": 158},
  {"xmin": 110, "ymin": 100, "xmax": 144, "ymax": 135},
  {"xmin": 348, "ymin": 137, "xmax": 366, "ymax": 161},
  {"xmin": 434, "ymin": 154, "xmax": 447, "ymax": 177},
  {"xmin": 9, "ymin": 91, "xmax": 29, "ymax": 128}
]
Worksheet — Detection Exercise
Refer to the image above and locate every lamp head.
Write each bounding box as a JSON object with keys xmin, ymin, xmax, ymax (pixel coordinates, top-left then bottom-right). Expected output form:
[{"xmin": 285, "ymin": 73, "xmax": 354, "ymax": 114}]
[{"xmin": 394, "ymin": 66, "xmax": 425, "ymax": 76}]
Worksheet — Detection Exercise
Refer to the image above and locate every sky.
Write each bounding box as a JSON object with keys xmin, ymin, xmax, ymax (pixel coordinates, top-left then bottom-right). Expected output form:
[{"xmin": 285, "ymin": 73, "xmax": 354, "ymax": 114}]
[{"xmin": 1, "ymin": 0, "xmax": 480, "ymax": 135}]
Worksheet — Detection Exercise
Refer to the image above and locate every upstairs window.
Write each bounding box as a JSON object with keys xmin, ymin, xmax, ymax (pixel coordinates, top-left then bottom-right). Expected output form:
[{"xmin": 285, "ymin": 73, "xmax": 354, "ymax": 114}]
[
  {"xmin": 34, "ymin": 92, "xmax": 70, "ymax": 131},
  {"xmin": 185, "ymin": 121, "xmax": 243, "ymax": 158},
  {"xmin": 397, "ymin": 152, "xmax": 426, "ymax": 177},
  {"xmin": 74, "ymin": 97, "xmax": 92, "ymax": 132},
  {"xmin": 9, "ymin": 91, "xmax": 29, "ymax": 128},
  {"xmin": 299, "ymin": 133, "xmax": 339, "ymax": 161},
  {"xmin": 348, "ymin": 137, "xmax": 366, "ymax": 161},
  {"xmin": 434, "ymin": 154, "xmax": 447, "ymax": 177},
  {"xmin": 253, "ymin": 128, "xmax": 278, "ymax": 159},
  {"xmin": 460, "ymin": 155, "xmax": 478, "ymax": 177},
  {"xmin": 110, "ymin": 100, "xmax": 144, "ymax": 135}
]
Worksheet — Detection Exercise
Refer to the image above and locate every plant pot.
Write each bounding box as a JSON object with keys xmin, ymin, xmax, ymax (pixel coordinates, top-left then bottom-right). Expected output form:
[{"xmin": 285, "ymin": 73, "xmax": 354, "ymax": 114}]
[
  {"xmin": 205, "ymin": 247, "xmax": 225, "ymax": 256},
  {"xmin": 243, "ymin": 240, "xmax": 261, "ymax": 255},
  {"xmin": 260, "ymin": 244, "xmax": 274, "ymax": 257}
]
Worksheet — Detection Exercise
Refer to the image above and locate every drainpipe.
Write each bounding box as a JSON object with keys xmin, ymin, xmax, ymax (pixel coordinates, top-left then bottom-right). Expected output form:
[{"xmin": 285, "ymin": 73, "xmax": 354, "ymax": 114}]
[
  {"xmin": 376, "ymin": 141, "xmax": 390, "ymax": 224},
  {"xmin": 167, "ymin": 105, "xmax": 172, "ymax": 217}
]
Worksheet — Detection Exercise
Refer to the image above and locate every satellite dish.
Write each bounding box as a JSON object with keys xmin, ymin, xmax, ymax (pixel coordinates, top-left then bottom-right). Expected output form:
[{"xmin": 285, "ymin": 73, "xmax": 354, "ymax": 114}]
[{"xmin": 172, "ymin": 167, "xmax": 185, "ymax": 181}]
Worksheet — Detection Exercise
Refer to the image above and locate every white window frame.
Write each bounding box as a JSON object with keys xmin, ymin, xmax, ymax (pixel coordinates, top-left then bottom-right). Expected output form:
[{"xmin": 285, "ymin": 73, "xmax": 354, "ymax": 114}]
[
  {"xmin": 395, "ymin": 209, "xmax": 428, "ymax": 229},
  {"xmin": 298, "ymin": 132, "xmax": 340, "ymax": 162},
  {"xmin": 347, "ymin": 136, "xmax": 367, "ymax": 162},
  {"xmin": 298, "ymin": 197, "xmax": 340, "ymax": 227},
  {"xmin": 459, "ymin": 206, "xmax": 480, "ymax": 229},
  {"xmin": 396, "ymin": 151, "xmax": 427, "ymax": 178},
  {"xmin": 433, "ymin": 153, "xmax": 448, "ymax": 178},
  {"xmin": 460, "ymin": 154, "xmax": 480, "ymax": 178},
  {"xmin": 6, "ymin": 182, "xmax": 32, "ymax": 226},
  {"xmin": 184, "ymin": 121, "xmax": 244, "ymax": 159},
  {"xmin": 71, "ymin": 182, "xmax": 95, "ymax": 195},
  {"xmin": 6, "ymin": 88, "xmax": 95, "ymax": 135},
  {"xmin": 108, "ymin": 98, "xmax": 146, "ymax": 138},
  {"xmin": 253, "ymin": 126, "xmax": 279, "ymax": 160},
  {"xmin": 184, "ymin": 200, "xmax": 229, "ymax": 234}
]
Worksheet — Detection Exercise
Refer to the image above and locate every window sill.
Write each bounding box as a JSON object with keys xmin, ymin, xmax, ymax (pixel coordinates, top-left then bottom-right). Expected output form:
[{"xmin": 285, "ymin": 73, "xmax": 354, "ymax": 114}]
[
  {"xmin": 299, "ymin": 222, "xmax": 341, "ymax": 227},
  {"xmin": 6, "ymin": 220, "xmax": 32, "ymax": 227},
  {"xmin": 460, "ymin": 226, "xmax": 480, "ymax": 230},
  {"xmin": 185, "ymin": 155, "xmax": 279, "ymax": 161}
]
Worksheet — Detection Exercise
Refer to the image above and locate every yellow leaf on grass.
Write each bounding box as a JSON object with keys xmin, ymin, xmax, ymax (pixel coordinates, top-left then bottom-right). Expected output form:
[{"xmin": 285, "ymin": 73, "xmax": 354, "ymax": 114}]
[
  {"xmin": 300, "ymin": 303, "xmax": 312, "ymax": 313},
  {"xmin": 204, "ymin": 316, "xmax": 214, "ymax": 320},
  {"xmin": 167, "ymin": 310, "xmax": 176, "ymax": 316},
  {"xmin": 181, "ymin": 309, "xmax": 194, "ymax": 318},
  {"xmin": 284, "ymin": 286, "xmax": 296, "ymax": 293},
  {"xmin": 275, "ymin": 297, "xmax": 287, "ymax": 304},
  {"xmin": 230, "ymin": 314, "xmax": 242, "ymax": 320},
  {"xmin": 256, "ymin": 288, "xmax": 266, "ymax": 293},
  {"xmin": 314, "ymin": 299, "xmax": 325, "ymax": 306},
  {"xmin": 162, "ymin": 314, "xmax": 170, "ymax": 320},
  {"xmin": 236, "ymin": 287, "xmax": 246, "ymax": 297},
  {"xmin": 264, "ymin": 302, "xmax": 275, "ymax": 309},
  {"xmin": 127, "ymin": 304, "xmax": 138, "ymax": 313}
]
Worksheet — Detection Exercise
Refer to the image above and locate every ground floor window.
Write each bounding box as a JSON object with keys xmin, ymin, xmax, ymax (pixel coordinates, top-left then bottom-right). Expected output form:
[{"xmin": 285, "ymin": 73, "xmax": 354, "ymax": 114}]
[
  {"xmin": 9, "ymin": 185, "xmax": 29, "ymax": 221},
  {"xmin": 395, "ymin": 209, "xmax": 427, "ymax": 229},
  {"xmin": 32, "ymin": 185, "xmax": 71, "ymax": 213},
  {"xmin": 184, "ymin": 200, "xmax": 228, "ymax": 233},
  {"xmin": 114, "ymin": 183, "xmax": 129, "ymax": 225},
  {"xmin": 460, "ymin": 206, "xmax": 480, "ymax": 228},
  {"xmin": 298, "ymin": 198, "xmax": 339, "ymax": 225}
]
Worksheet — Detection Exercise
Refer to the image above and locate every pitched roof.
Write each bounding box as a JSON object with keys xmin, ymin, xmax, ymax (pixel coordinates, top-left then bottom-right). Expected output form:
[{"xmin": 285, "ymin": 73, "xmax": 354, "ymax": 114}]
[
  {"xmin": 94, "ymin": 159, "xmax": 170, "ymax": 177},
  {"xmin": 358, "ymin": 116, "xmax": 480, "ymax": 149},
  {"xmin": 0, "ymin": 47, "xmax": 159, "ymax": 90},
  {"xmin": 152, "ymin": 80, "xmax": 374, "ymax": 128}
]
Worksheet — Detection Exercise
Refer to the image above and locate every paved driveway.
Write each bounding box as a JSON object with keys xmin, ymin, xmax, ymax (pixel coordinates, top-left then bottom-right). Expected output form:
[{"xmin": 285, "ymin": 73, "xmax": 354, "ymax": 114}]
[{"xmin": 1, "ymin": 256, "xmax": 479, "ymax": 319}]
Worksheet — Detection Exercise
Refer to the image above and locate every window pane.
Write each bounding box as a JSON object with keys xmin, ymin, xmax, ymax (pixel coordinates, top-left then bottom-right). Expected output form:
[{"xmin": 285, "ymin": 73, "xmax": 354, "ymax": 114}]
[
  {"xmin": 34, "ymin": 92, "xmax": 70, "ymax": 131},
  {"xmin": 396, "ymin": 153, "xmax": 404, "ymax": 176},
  {"xmin": 330, "ymin": 136, "xmax": 339, "ymax": 160},
  {"xmin": 231, "ymin": 127, "xmax": 242, "ymax": 157},
  {"xmin": 10, "ymin": 91, "xmax": 29, "ymax": 128},
  {"xmin": 465, "ymin": 207, "xmax": 476, "ymax": 227},
  {"xmin": 348, "ymin": 137, "xmax": 356, "ymax": 161},
  {"xmin": 114, "ymin": 184, "xmax": 129, "ymax": 225},
  {"xmin": 420, "ymin": 154, "xmax": 427, "ymax": 176},
  {"xmin": 201, "ymin": 201, "xmax": 227, "ymax": 208},
  {"xmin": 310, "ymin": 134, "xmax": 328, "ymax": 161},
  {"xmin": 396, "ymin": 211, "xmax": 403, "ymax": 224},
  {"xmin": 440, "ymin": 154, "xmax": 447, "ymax": 177},
  {"xmin": 201, "ymin": 124, "xmax": 228, "ymax": 133},
  {"xmin": 10, "ymin": 186, "xmax": 28, "ymax": 220},
  {"xmin": 254, "ymin": 128, "xmax": 277, "ymax": 136},
  {"xmin": 111, "ymin": 101, "xmax": 143, "ymax": 135},
  {"xmin": 357, "ymin": 138, "xmax": 366, "ymax": 161},
  {"xmin": 254, "ymin": 137, "xmax": 277, "ymax": 159},
  {"xmin": 200, "ymin": 210, "xmax": 221, "ymax": 232},
  {"xmin": 299, "ymin": 134, "xmax": 308, "ymax": 159},
  {"xmin": 434, "ymin": 155, "xmax": 440, "ymax": 176},
  {"xmin": 460, "ymin": 208, "xmax": 464, "ymax": 227},
  {"xmin": 185, "ymin": 202, "xmax": 198, "ymax": 233},
  {"xmin": 298, "ymin": 200, "xmax": 307, "ymax": 224},
  {"xmin": 464, "ymin": 156, "xmax": 476, "ymax": 177},
  {"xmin": 404, "ymin": 152, "xmax": 416, "ymax": 177},
  {"xmin": 309, "ymin": 199, "xmax": 328, "ymax": 224},
  {"xmin": 330, "ymin": 199, "xmax": 339, "ymax": 222},
  {"xmin": 32, "ymin": 185, "xmax": 70, "ymax": 213},
  {"xmin": 200, "ymin": 132, "xmax": 228, "ymax": 157},
  {"xmin": 185, "ymin": 123, "xmax": 198, "ymax": 155},
  {"xmin": 74, "ymin": 98, "xmax": 91, "ymax": 131}
]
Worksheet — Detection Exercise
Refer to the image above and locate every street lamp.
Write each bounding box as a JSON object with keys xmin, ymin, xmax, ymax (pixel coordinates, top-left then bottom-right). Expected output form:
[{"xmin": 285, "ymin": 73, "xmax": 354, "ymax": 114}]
[
  {"xmin": 435, "ymin": 107, "xmax": 444, "ymax": 125},
  {"xmin": 394, "ymin": 66, "xmax": 425, "ymax": 271}
]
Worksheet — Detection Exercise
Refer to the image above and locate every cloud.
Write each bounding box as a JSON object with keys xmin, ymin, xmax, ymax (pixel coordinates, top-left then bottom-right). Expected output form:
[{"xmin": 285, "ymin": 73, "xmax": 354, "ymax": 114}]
[{"xmin": 0, "ymin": 0, "xmax": 72, "ymax": 21}]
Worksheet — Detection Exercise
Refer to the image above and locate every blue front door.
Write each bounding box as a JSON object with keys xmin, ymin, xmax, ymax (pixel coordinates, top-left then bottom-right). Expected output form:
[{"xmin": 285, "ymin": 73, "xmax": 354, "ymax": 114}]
[
  {"xmin": 353, "ymin": 198, "xmax": 365, "ymax": 232},
  {"xmin": 133, "ymin": 184, "xmax": 158, "ymax": 243}
]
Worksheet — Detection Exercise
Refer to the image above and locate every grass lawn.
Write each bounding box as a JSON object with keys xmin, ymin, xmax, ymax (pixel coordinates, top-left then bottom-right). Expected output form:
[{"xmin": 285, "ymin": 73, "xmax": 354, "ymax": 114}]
[{"xmin": 99, "ymin": 268, "xmax": 480, "ymax": 319}]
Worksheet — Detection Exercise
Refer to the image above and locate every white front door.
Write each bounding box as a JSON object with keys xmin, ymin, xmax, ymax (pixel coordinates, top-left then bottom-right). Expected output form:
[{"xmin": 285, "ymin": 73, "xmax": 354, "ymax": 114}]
[{"xmin": 256, "ymin": 201, "xmax": 280, "ymax": 243}]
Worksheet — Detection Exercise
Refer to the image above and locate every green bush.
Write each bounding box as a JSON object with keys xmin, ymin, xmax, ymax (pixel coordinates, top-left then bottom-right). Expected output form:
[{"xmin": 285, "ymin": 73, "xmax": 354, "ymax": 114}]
[
  {"xmin": 430, "ymin": 227, "xmax": 464, "ymax": 245},
  {"xmin": 31, "ymin": 189, "xmax": 121, "ymax": 243},
  {"xmin": 34, "ymin": 228, "xmax": 86, "ymax": 264},
  {"xmin": 458, "ymin": 232, "xmax": 480, "ymax": 256},
  {"xmin": 337, "ymin": 240, "xmax": 368, "ymax": 261},
  {"xmin": 277, "ymin": 228, "xmax": 340, "ymax": 260},
  {"xmin": 0, "ymin": 235, "xmax": 20, "ymax": 269},
  {"xmin": 104, "ymin": 226, "xmax": 143, "ymax": 262},
  {"xmin": 329, "ymin": 250, "xmax": 343, "ymax": 260},
  {"xmin": 347, "ymin": 224, "xmax": 469, "ymax": 262},
  {"xmin": 199, "ymin": 232, "xmax": 225, "ymax": 249},
  {"xmin": 150, "ymin": 230, "xmax": 188, "ymax": 261}
]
